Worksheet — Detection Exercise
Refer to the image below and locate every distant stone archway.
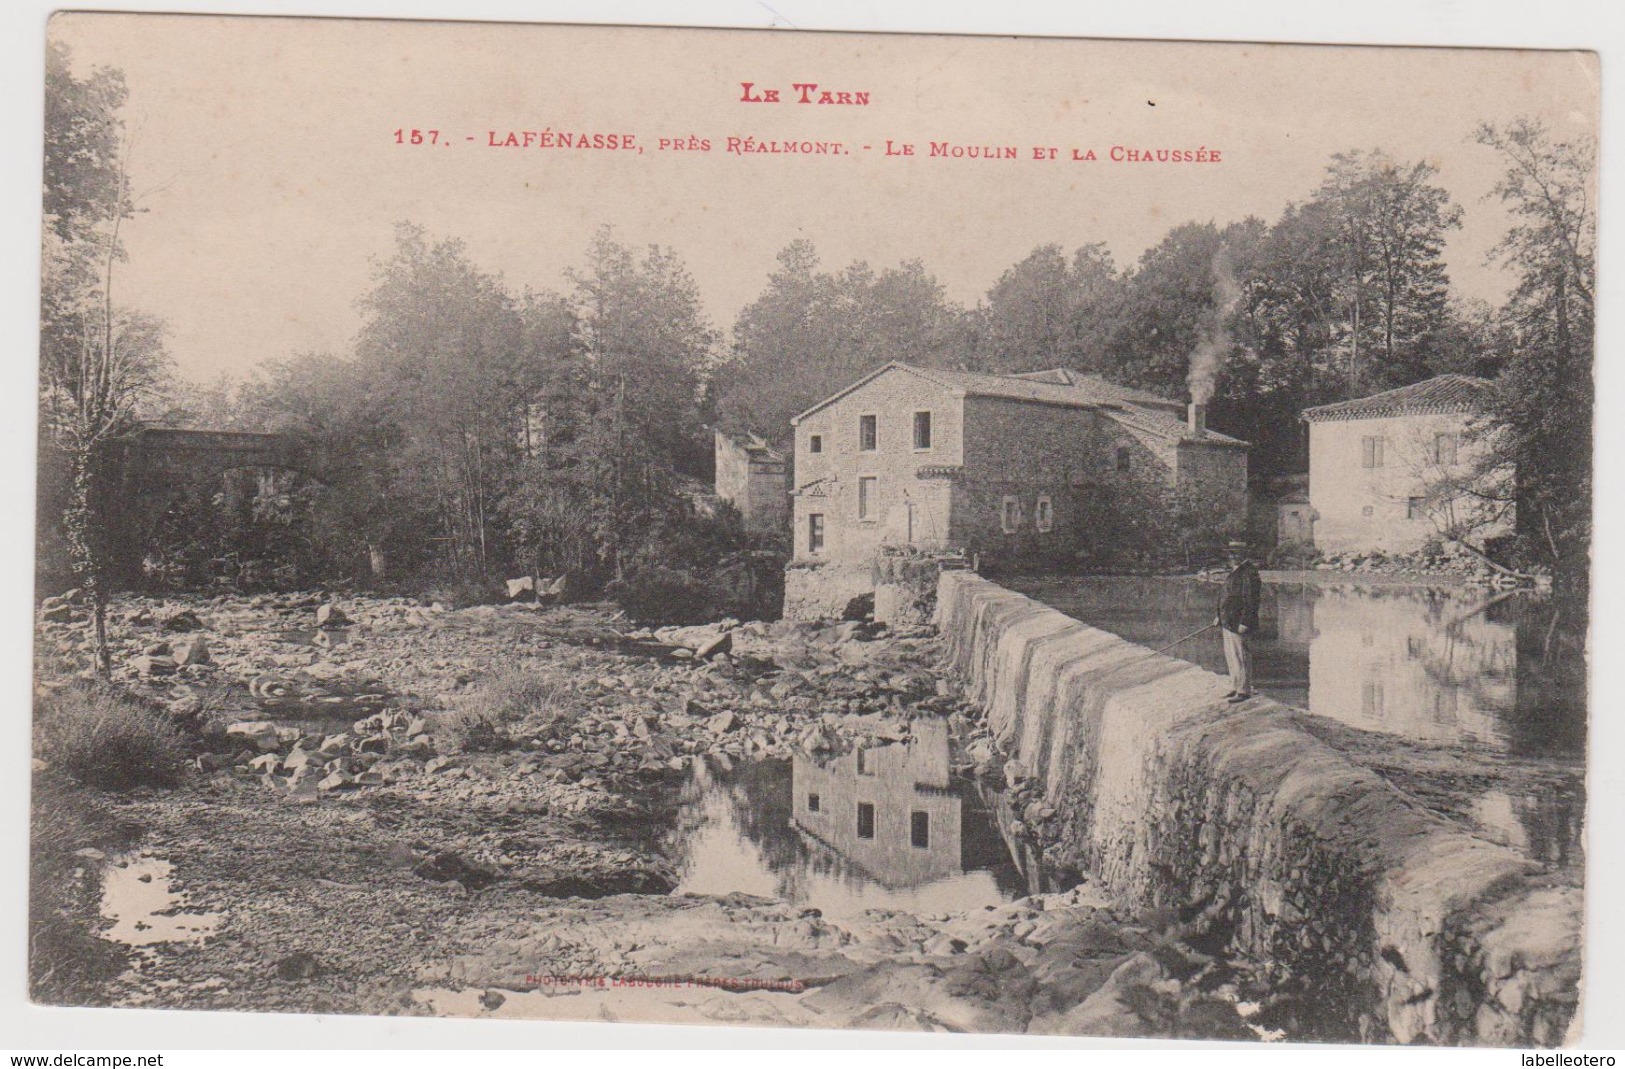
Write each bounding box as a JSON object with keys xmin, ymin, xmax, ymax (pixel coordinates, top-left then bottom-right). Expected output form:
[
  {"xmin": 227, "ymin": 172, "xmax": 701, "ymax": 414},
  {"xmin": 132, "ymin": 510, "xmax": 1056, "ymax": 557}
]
[{"xmin": 111, "ymin": 425, "xmax": 313, "ymax": 584}]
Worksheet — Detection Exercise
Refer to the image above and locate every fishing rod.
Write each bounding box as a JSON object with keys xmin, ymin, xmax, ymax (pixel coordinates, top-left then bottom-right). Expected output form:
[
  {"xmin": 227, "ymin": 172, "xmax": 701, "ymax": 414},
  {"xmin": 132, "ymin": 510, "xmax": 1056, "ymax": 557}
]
[{"xmin": 1151, "ymin": 621, "xmax": 1218, "ymax": 656}]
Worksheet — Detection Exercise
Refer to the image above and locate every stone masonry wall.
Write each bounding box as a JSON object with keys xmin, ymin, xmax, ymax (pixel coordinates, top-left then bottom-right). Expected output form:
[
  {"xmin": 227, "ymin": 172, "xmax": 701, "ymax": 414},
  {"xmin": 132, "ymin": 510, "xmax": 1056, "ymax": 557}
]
[
  {"xmin": 935, "ymin": 570, "xmax": 1581, "ymax": 1046},
  {"xmin": 791, "ymin": 367, "xmax": 963, "ymax": 563},
  {"xmin": 783, "ymin": 560, "xmax": 876, "ymax": 621}
]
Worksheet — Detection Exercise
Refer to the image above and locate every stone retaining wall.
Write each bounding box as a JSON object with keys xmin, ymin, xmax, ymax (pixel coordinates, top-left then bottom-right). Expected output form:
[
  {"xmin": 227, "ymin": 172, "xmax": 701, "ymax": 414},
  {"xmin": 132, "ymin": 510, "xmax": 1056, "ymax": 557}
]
[{"xmin": 936, "ymin": 570, "xmax": 1582, "ymax": 1046}]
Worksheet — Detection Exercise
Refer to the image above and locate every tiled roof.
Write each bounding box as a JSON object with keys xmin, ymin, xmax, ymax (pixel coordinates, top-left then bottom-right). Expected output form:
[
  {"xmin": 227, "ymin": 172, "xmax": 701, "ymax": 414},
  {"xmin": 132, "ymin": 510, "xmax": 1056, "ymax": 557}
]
[
  {"xmin": 1005, "ymin": 368, "xmax": 1184, "ymax": 411},
  {"xmin": 792, "ymin": 361, "xmax": 1186, "ymax": 423},
  {"xmin": 1100, "ymin": 404, "xmax": 1249, "ymax": 447},
  {"xmin": 728, "ymin": 431, "xmax": 784, "ymax": 462},
  {"xmin": 1300, "ymin": 375, "xmax": 1493, "ymax": 423},
  {"xmin": 791, "ymin": 361, "xmax": 1249, "ymax": 447}
]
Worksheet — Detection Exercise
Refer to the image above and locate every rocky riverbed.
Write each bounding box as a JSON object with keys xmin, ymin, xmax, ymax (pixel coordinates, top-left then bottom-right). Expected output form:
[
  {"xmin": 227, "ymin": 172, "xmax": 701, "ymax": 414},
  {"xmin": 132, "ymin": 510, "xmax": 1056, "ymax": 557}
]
[{"xmin": 32, "ymin": 591, "xmax": 1298, "ymax": 1039}]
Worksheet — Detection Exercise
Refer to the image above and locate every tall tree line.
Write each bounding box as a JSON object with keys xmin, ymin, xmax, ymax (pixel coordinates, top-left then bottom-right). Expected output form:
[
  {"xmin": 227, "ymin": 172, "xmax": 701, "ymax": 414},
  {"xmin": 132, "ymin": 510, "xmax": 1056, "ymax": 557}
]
[{"xmin": 39, "ymin": 44, "xmax": 1594, "ymax": 597}]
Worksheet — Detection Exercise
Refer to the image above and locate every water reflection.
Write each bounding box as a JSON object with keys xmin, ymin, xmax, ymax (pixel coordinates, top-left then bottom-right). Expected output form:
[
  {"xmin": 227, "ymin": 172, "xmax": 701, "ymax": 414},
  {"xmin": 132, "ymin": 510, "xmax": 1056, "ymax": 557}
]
[
  {"xmin": 669, "ymin": 723, "xmax": 1024, "ymax": 919},
  {"xmin": 1008, "ymin": 575, "xmax": 1586, "ymax": 869},
  {"xmin": 1009, "ymin": 576, "xmax": 1585, "ymax": 758}
]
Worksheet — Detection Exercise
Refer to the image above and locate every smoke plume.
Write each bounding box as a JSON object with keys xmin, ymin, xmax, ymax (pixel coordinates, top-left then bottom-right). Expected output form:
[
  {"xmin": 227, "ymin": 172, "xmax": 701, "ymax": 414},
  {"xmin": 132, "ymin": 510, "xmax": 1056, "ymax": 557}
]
[{"xmin": 1186, "ymin": 245, "xmax": 1242, "ymax": 405}]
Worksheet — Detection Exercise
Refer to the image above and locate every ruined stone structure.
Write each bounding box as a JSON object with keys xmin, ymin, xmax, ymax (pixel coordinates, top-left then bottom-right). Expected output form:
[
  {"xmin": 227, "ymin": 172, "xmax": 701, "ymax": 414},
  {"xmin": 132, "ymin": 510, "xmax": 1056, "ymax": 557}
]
[
  {"xmin": 784, "ymin": 363, "xmax": 1248, "ymax": 619},
  {"xmin": 936, "ymin": 570, "xmax": 1580, "ymax": 1045},
  {"xmin": 1302, "ymin": 375, "xmax": 1514, "ymax": 556},
  {"xmin": 110, "ymin": 425, "xmax": 307, "ymax": 580},
  {"xmin": 713, "ymin": 429, "xmax": 788, "ymax": 533}
]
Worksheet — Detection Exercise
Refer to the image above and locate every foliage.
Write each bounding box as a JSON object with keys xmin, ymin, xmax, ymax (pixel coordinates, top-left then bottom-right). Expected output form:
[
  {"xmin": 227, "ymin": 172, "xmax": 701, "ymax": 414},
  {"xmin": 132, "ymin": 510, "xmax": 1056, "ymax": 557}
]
[
  {"xmin": 440, "ymin": 667, "xmax": 575, "ymax": 752},
  {"xmin": 609, "ymin": 504, "xmax": 784, "ymax": 623},
  {"xmin": 34, "ymin": 684, "xmax": 188, "ymax": 792},
  {"xmin": 39, "ymin": 44, "xmax": 172, "ymax": 672},
  {"xmin": 1473, "ymin": 119, "xmax": 1595, "ymax": 594},
  {"xmin": 972, "ymin": 243, "xmax": 1120, "ymax": 374},
  {"xmin": 714, "ymin": 240, "xmax": 972, "ymax": 449}
]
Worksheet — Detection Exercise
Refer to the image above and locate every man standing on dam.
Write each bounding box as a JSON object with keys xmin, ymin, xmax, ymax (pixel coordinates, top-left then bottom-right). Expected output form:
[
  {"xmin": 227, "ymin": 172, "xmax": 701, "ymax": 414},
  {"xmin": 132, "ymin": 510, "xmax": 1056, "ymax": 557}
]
[{"xmin": 1216, "ymin": 540, "xmax": 1262, "ymax": 703}]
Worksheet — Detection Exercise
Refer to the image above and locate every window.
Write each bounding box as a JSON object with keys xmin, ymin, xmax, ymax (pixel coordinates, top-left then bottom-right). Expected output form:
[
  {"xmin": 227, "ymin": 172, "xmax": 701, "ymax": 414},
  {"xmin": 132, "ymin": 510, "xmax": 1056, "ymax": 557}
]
[
  {"xmin": 1361, "ymin": 505, "xmax": 1375, "ymax": 517},
  {"xmin": 807, "ymin": 513, "xmax": 825, "ymax": 553},
  {"xmin": 856, "ymin": 747, "xmax": 875, "ymax": 775},
  {"xmin": 1000, "ymin": 495, "xmax": 1022, "ymax": 534},
  {"xmin": 1433, "ymin": 432, "xmax": 1458, "ymax": 466},
  {"xmin": 913, "ymin": 411, "xmax": 933, "ymax": 451},
  {"xmin": 1361, "ymin": 435, "xmax": 1385, "ymax": 469},
  {"xmin": 856, "ymin": 802, "xmax": 876, "ymax": 840},
  {"xmin": 809, "ymin": 433, "xmax": 823, "ymax": 454},
  {"xmin": 1407, "ymin": 496, "xmax": 1425, "ymax": 520},
  {"xmin": 1361, "ymin": 680, "xmax": 1385, "ymax": 719},
  {"xmin": 910, "ymin": 811, "xmax": 930, "ymax": 849},
  {"xmin": 1116, "ymin": 445, "xmax": 1132, "ymax": 472},
  {"xmin": 1035, "ymin": 495, "xmax": 1053, "ymax": 533},
  {"xmin": 857, "ymin": 476, "xmax": 878, "ymax": 521},
  {"xmin": 859, "ymin": 414, "xmax": 877, "ymax": 452},
  {"xmin": 807, "ymin": 793, "xmax": 821, "ymax": 813}
]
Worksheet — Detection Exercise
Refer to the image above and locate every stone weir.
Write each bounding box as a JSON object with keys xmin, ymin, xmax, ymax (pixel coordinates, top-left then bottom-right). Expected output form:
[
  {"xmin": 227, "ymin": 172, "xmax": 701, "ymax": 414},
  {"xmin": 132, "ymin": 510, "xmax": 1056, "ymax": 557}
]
[{"xmin": 935, "ymin": 571, "xmax": 1582, "ymax": 1046}]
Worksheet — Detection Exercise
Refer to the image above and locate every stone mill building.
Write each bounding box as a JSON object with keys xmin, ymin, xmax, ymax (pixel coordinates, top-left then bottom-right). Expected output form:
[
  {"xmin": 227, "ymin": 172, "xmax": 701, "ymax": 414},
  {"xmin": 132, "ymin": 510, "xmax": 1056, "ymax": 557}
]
[{"xmin": 784, "ymin": 362, "xmax": 1250, "ymax": 619}]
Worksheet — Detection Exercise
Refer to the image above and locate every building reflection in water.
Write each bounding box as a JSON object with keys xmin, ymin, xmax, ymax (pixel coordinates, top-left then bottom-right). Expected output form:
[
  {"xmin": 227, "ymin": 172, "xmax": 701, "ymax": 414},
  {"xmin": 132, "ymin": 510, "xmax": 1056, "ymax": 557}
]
[
  {"xmin": 790, "ymin": 719, "xmax": 964, "ymax": 889},
  {"xmin": 1298, "ymin": 586, "xmax": 1518, "ymax": 748},
  {"xmin": 669, "ymin": 719, "xmax": 1023, "ymax": 920},
  {"xmin": 1006, "ymin": 574, "xmax": 1586, "ymax": 870}
]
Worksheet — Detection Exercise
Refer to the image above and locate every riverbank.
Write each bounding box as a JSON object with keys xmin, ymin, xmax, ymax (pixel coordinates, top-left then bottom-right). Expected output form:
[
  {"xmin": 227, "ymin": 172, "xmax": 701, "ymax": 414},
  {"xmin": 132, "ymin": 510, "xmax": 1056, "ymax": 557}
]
[{"xmin": 31, "ymin": 591, "xmax": 1284, "ymax": 1038}]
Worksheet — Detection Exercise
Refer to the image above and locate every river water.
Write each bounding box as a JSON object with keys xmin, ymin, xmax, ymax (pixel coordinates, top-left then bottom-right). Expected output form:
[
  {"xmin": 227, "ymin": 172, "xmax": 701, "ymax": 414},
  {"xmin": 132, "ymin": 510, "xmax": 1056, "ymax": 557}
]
[
  {"xmin": 1008, "ymin": 574, "xmax": 1587, "ymax": 867},
  {"xmin": 666, "ymin": 721, "xmax": 1033, "ymax": 920},
  {"xmin": 660, "ymin": 574, "xmax": 1584, "ymax": 915}
]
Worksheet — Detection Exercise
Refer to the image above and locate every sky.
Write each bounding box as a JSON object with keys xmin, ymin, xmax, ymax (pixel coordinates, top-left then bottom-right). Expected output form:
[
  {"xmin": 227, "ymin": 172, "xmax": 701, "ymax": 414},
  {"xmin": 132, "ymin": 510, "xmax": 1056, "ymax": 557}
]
[{"xmin": 49, "ymin": 13, "xmax": 1600, "ymax": 384}]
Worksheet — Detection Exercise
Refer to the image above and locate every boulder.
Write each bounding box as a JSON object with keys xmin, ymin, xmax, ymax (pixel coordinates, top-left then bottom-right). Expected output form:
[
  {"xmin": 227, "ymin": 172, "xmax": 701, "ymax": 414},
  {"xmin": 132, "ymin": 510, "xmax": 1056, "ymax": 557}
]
[
  {"xmin": 175, "ymin": 636, "xmax": 211, "ymax": 666},
  {"xmin": 314, "ymin": 603, "xmax": 350, "ymax": 629},
  {"xmin": 505, "ymin": 576, "xmax": 536, "ymax": 600},
  {"xmin": 695, "ymin": 630, "xmax": 734, "ymax": 661},
  {"xmin": 225, "ymin": 720, "xmax": 281, "ymax": 751},
  {"xmin": 131, "ymin": 655, "xmax": 179, "ymax": 677},
  {"xmin": 274, "ymin": 951, "xmax": 321, "ymax": 981},
  {"xmin": 414, "ymin": 850, "xmax": 501, "ymax": 890},
  {"xmin": 708, "ymin": 710, "xmax": 740, "ymax": 734},
  {"xmin": 162, "ymin": 610, "xmax": 204, "ymax": 633},
  {"xmin": 317, "ymin": 771, "xmax": 354, "ymax": 791},
  {"xmin": 40, "ymin": 602, "xmax": 73, "ymax": 623}
]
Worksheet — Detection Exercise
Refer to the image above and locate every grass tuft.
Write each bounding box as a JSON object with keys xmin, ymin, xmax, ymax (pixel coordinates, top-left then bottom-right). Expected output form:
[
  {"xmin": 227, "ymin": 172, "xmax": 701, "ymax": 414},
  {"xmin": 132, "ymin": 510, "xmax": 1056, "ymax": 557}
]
[{"xmin": 34, "ymin": 684, "xmax": 188, "ymax": 792}]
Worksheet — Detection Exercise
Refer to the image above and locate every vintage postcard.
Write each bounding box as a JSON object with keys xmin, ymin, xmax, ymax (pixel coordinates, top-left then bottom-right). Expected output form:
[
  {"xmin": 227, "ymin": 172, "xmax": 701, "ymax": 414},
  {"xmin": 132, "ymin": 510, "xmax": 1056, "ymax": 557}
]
[{"xmin": 31, "ymin": 12, "xmax": 1595, "ymax": 1046}]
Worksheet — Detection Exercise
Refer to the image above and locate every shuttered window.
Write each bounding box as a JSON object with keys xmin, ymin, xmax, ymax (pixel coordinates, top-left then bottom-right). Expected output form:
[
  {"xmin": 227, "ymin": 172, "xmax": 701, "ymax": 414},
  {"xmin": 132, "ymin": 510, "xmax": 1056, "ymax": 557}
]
[{"xmin": 1361, "ymin": 436, "xmax": 1385, "ymax": 468}]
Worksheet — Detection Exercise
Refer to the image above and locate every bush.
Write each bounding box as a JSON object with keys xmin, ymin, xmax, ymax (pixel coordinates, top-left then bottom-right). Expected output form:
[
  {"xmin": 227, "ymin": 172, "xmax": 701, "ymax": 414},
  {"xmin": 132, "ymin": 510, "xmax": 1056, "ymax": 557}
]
[
  {"xmin": 422, "ymin": 576, "xmax": 502, "ymax": 609},
  {"xmin": 29, "ymin": 776, "xmax": 130, "ymax": 1005},
  {"xmin": 439, "ymin": 666, "xmax": 573, "ymax": 752},
  {"xmin": 34, "ymin": 685, "xmax": 187, "ymax": 792},
  {"xmin": 609, "ymin": 563, "xmax": 717, "ymax": 625}
]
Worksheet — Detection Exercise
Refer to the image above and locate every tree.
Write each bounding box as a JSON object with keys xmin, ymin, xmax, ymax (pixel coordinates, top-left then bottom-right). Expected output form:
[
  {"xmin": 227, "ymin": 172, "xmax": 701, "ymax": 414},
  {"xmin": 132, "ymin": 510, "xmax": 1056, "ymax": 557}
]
[
  {"xmin": 716, "ymin": 242, "xmax": 971, "ymax": 449},
  {"xmin": 39, "ymin": 43, "xmax": 169, "ymax": 673},
  {"xmin": 1474, "ymin": 119, "xmax": 1595, "ymax": 592},
  {"xmin": 1107, "ymin": 219, "xmax": 1265, "ymax": 400},
  {"xmin": 568, "ymin": 227, "xmax": 716, "ymax": 577},
  {"xmin": 1313, "ymin": 150, "xmax": 1462, "ymax": 393},
  {"xmin": 974, "ymin": 242, "xmax": 1120, "ymax": 373}
]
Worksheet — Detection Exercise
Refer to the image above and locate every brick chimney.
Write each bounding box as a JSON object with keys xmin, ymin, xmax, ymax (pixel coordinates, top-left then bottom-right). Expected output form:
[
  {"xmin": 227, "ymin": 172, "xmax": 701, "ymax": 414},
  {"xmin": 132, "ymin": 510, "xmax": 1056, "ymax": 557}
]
[{"xmin": 1187, "ymin": 402, "xmax": 1207, "ymax": 437}]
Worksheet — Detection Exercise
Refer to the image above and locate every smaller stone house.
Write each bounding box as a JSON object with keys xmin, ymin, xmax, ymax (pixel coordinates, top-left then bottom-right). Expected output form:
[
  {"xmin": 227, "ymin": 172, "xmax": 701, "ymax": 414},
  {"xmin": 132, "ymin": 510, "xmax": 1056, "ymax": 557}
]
[
  {"xmin": 1301, "ymin": 374, "xmax": 1512, "ymax": 555},
  {"xmin": 713, "ymin": 429, "xmax": 788, "ymax": 533},
  {"xmin": 785, "ymin": 362, "xmax": 1249, "ymax": 618}
]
